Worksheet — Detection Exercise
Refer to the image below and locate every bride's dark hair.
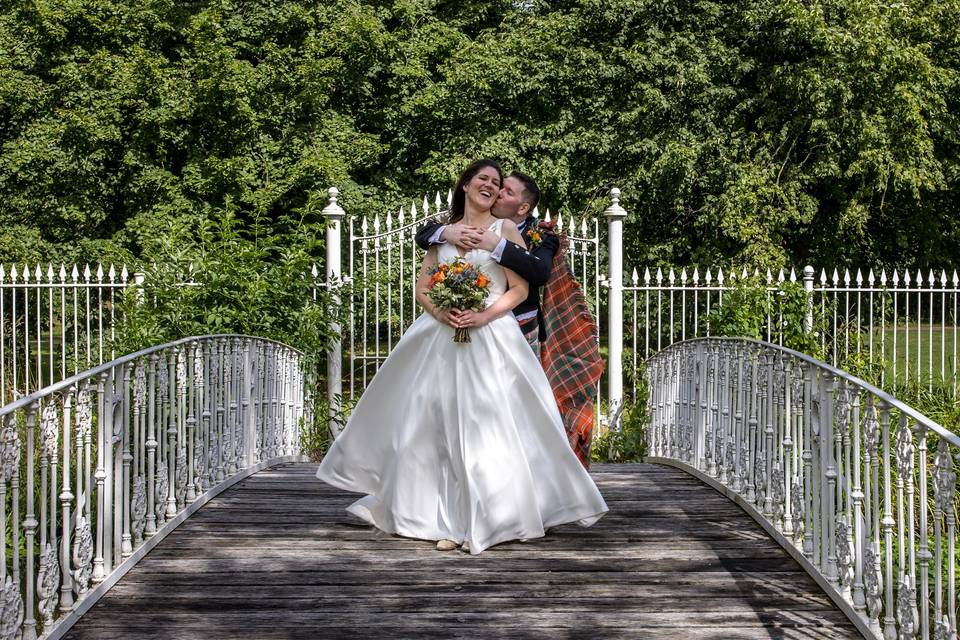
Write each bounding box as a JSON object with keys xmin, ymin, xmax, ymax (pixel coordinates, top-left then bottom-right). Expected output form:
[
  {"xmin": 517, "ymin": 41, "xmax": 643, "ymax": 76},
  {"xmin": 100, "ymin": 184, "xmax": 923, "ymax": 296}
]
[{"xmin": 448, "ymin": 159, "xmax": 503, "ymax": 224}]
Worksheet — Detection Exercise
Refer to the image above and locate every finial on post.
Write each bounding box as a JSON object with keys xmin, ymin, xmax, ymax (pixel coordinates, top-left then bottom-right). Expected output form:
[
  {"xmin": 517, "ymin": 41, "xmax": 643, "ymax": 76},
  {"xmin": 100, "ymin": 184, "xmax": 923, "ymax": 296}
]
[
  {"xmin": 604, "ymin": 187, "xmax": 627, "ymax": 219},
  {"xmin": 322, "ymin": 187, "xmax": 345, "ymax": 220}
]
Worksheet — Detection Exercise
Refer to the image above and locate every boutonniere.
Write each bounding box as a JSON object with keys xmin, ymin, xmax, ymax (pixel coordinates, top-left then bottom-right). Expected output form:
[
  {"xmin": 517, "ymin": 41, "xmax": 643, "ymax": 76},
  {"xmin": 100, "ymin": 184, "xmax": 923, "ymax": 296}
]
[{"xmin": 525, "ymin": 219, "xmax": 557, "ymax": 249}]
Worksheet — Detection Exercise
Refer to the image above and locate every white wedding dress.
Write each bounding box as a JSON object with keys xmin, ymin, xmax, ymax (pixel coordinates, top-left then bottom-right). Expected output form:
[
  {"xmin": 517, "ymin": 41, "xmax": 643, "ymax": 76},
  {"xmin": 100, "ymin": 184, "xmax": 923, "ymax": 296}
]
[{"xmin": 316, "ymin": 219, "xmax": 608, "ymax": 554}]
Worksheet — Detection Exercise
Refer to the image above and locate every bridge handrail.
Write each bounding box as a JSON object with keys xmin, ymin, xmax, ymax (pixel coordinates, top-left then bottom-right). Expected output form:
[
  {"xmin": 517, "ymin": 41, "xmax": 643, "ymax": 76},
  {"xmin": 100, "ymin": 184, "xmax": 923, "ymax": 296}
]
[
  {"xmin": 0, "ymin": 334, "xmax": 311, "ymax": 640},
  {"xmin": 0, "ymin": 334, "xmax": 304, "ymax": 420},
  {"xmin": 645, "ymin": 337, "xmax": 958, "ymax": 640},
  {"xmin": 652, "ymin": 336, "xmax": 960, "ymax": 448}
]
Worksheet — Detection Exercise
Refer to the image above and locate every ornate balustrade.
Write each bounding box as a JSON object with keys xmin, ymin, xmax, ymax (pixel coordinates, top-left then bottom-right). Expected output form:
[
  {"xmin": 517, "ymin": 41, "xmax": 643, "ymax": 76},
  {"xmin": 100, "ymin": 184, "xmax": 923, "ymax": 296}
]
[
  {"xmin": 0, "ymin": 335, "xmax": 310, "ymax": 639},
  {"xmin": 646, "ymin": 337, "xmax": 959, "ymax": 640}
]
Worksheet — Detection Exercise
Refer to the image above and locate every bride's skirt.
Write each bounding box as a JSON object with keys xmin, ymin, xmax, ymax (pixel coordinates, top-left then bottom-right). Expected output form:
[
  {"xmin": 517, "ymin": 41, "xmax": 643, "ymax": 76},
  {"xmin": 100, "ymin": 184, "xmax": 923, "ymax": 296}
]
[{"xmin": 316, "ymin": 312, "xmax": 608, "ymax": 554}]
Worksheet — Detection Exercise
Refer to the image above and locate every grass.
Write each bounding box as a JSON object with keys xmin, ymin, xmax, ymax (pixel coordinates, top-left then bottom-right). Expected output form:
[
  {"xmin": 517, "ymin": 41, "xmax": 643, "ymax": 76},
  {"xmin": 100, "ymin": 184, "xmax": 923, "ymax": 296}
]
[{"xmin": 853, "ymin": 324, "xmax": 960, "ymax": 389}]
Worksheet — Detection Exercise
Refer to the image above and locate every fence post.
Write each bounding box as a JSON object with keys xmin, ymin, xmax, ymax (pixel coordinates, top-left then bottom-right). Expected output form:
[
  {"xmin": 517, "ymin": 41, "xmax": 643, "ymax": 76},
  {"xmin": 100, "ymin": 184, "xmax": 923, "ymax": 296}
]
[
  {"xmin": 133, "ymin": 270, "xmax": 146, "ymax": 304},
  {"xmin": 604, "ymin": 188, "xmax": 627, "ymax": 428},
  {"xmin": 803, "ymin": 265, "xmax": 815, "ymax": 334},
  {"xmin": 322, "ymin": 188, "xmax": 345, "ymax": 437}
]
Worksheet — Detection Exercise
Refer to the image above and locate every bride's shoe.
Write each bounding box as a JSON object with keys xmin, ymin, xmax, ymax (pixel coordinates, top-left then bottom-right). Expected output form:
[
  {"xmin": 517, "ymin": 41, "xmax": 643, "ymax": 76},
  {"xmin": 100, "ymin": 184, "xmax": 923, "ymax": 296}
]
[
  {"xmin": 436, "ymin": 539, "xmax": 458, "ymax": 551},
  {"xmin": 460, "ymin": 541, "xmax": 471, "ymax": 553}
]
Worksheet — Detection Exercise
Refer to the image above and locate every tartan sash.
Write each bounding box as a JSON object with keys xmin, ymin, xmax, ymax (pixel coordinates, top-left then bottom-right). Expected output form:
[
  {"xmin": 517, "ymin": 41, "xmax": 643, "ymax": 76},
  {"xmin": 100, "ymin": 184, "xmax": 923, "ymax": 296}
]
[{"xmin": 539, "ymin": 234, "xmax": 606, "ymax": 469}]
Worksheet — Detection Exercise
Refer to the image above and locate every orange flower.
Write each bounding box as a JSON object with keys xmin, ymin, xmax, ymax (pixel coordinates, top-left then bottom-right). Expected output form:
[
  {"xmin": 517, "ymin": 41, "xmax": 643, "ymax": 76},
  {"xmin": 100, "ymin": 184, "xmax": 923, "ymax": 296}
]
[
  {"xmin": 476, "ymin": 275, "xmax": 489, "ymax": 287},
  {"xmin": 438, "ymin": 263, "xmax": 449, "ymax": 272},
  {"xmin": 431, "ymin": 271, "xmax": 445, "ymax": 284}
]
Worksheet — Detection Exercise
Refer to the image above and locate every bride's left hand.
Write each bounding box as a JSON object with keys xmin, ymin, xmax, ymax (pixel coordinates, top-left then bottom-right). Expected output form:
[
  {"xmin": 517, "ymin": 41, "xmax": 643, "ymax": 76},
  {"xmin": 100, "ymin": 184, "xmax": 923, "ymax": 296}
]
[{"xmin": 456, "ymin": 309, "xmax": 491, "ymax": 329}]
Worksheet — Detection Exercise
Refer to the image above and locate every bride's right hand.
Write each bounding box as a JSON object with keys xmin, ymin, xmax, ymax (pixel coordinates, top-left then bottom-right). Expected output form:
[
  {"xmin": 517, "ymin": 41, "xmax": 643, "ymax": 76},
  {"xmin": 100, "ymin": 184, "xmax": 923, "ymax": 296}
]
[{"xmin": 433, "ymin": 308, "xmax": 461, "ymax": 328}]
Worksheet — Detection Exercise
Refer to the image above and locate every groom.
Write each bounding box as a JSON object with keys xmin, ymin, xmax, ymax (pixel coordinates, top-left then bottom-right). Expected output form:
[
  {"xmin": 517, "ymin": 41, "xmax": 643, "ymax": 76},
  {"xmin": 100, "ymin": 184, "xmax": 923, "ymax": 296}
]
[{"xmin": 414, "ymin": 170, "xmax": 559, "ymax": 349}]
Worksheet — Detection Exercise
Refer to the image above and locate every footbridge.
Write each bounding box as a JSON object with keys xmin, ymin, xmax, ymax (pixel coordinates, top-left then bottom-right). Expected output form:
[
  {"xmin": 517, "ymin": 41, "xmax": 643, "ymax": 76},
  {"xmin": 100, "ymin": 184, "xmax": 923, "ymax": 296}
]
[{"xmin": 0, "ymin": 335, "xmax": 953, "ymax": 639}]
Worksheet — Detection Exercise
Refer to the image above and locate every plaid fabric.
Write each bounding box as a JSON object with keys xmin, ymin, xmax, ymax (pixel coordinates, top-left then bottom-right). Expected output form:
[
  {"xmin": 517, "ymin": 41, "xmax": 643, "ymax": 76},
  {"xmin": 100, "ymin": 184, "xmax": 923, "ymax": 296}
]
[
  {"xmin": 522, "ymin": 323, "xmax": 540, "ymax": 357},
  {"xmin": 539, "ymin": 232, "xmax": 605, "ymax": 469}
]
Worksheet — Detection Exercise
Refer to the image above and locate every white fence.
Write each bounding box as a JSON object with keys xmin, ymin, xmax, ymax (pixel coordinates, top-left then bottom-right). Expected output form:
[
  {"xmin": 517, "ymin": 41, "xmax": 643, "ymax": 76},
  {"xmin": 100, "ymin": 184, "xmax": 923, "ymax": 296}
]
[
  {"xmin": 2, "ymin": 189, "xmax": 957, "ymax": 420},
  {"xmin": 0, "ymin": 264, "xmax": 132, "ymax": 406},
  {"xmin": 628, "ymin": 266, "xmax": 960, "ymax": 393}
]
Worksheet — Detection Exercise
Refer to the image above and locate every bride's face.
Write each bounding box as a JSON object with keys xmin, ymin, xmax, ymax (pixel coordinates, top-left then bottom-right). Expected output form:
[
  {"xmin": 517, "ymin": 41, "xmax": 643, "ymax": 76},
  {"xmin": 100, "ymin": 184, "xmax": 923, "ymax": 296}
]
[{"xmin": 463, "ymin": 166, "xmax": 501, "ymax": 211}]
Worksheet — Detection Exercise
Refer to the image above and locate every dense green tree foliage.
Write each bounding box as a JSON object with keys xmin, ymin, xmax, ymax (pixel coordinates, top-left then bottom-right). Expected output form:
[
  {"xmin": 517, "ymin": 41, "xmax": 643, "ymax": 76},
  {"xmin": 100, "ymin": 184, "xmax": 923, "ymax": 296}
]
[{"xmin": 1, "ymin": 0, "xmax": 957, "ymax": 268}]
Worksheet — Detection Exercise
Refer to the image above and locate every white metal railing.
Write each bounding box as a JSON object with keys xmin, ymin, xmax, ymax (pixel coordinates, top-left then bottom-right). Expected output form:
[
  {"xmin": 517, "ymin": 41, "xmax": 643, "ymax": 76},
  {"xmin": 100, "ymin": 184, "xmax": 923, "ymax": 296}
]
[
  {"xmin": 626, "ymin": 266, "xmax": 960, "ymax": 394},
  {"xmin": 0, "ymin": 264, "xmax": 132, "ymax": 405},
  {"xmin": 0, "ymin": 334, "xmax": 310, "ymax": 639},
  {"xmin": 646, "ymin": 337, "xmax": 959, "ymax": 640}
]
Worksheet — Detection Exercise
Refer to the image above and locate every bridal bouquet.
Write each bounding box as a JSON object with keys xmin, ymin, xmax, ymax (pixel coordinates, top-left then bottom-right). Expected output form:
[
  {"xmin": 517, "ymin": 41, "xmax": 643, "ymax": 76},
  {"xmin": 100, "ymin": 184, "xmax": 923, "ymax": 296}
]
[{"xmin": 426, "ymin": 258, "xmax": 490, "ymax": 343}]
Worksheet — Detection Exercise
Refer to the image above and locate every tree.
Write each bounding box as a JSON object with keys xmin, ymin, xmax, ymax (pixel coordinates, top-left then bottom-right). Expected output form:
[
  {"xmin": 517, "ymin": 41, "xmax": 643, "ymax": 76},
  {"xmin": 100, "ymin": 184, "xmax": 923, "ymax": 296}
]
[{"xmin": 0, "ymin": 0, "xmax": 957, "ymax": 271}]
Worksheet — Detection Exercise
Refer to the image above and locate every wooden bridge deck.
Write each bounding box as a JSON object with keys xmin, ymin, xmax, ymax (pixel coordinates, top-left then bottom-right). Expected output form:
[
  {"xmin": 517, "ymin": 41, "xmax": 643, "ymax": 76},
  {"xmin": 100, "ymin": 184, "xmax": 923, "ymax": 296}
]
[{"xmin": 65, "ymin": 463, "xmax": 860, "ymax": 639}]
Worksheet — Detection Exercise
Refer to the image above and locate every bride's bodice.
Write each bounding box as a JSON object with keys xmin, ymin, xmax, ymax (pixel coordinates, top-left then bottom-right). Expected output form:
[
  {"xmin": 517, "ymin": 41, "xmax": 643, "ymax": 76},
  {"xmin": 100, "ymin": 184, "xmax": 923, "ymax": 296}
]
[{"xmin": 436, "ymin": 218, "xmax": 508, "ymax": 306}]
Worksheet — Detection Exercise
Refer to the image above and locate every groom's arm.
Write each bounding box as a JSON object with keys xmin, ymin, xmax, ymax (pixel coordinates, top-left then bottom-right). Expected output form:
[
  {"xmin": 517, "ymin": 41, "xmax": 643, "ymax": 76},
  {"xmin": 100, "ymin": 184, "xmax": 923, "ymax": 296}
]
[
  {"xmin": 492, "ymin": 234, "xmax": 559, "ymax": 288},
  {"xmin": 414, "ymin": 222, "xmax": 446, "ymax": 251}
]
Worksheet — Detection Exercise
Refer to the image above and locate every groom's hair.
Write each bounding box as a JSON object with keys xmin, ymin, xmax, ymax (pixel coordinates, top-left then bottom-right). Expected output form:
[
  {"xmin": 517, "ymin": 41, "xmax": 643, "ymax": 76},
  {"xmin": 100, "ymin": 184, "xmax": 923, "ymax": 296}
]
[{"xmin": 509, "ymin": 171, "xmax": 540, "ymax": 213}]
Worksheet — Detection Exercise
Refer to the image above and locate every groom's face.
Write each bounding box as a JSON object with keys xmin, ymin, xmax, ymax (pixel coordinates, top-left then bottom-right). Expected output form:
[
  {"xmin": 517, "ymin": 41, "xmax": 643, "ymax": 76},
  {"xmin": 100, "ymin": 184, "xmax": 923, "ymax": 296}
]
[{"xmin": 492, "ymin": 176, "xmax": 529, "ymax": 220}]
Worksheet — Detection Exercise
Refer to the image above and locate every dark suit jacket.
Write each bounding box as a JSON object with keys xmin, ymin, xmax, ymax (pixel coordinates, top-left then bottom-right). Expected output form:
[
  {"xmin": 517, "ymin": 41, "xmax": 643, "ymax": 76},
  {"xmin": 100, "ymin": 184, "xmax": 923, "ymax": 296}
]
[{"xmin": 415, "ymin": 217, "xmax": 559, "ymax": 341}]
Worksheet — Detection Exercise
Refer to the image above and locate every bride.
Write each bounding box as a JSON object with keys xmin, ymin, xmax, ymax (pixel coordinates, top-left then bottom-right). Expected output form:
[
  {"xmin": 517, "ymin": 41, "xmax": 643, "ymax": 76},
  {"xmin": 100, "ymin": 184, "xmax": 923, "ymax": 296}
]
[{"xmin": 316, "ymin": 159, "xmax": 608, "ymax": 554}]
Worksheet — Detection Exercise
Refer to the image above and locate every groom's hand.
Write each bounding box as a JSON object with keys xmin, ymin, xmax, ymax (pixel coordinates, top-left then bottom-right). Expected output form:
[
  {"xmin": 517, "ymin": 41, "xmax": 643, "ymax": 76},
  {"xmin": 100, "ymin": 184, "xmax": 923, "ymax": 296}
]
[
  {"xmin": 443, "ymin": 223, "xmax": 484, "ymax": 250},
  {"xmin": 477, "ymin": 229, "xmax": 501, "ymax": 252}
]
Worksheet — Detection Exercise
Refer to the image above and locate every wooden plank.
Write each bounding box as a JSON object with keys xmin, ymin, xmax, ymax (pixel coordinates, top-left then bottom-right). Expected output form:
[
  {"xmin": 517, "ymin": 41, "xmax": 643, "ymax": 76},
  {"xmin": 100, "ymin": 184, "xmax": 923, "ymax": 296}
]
[
  {"xmin": 64, "ymin": 462, "xmax": 860, "ymax": 639},
  {"xmin": 71, "ymin": 609, "xmax": 858, "ymax": 625},
  {"xmin": 111, "ymin": 569, "xmax": 822, "ymax": 589},
  {"xmin": 70, "ymin": 610, "xmax": 854, "ymax": 638},
  {"xmin": 67, "ymin": 626, "xmax": 848, "ymax": 640},
  {"xmin": 104, "ymin": 581, "xmax": 833, "ymax": 600}
]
